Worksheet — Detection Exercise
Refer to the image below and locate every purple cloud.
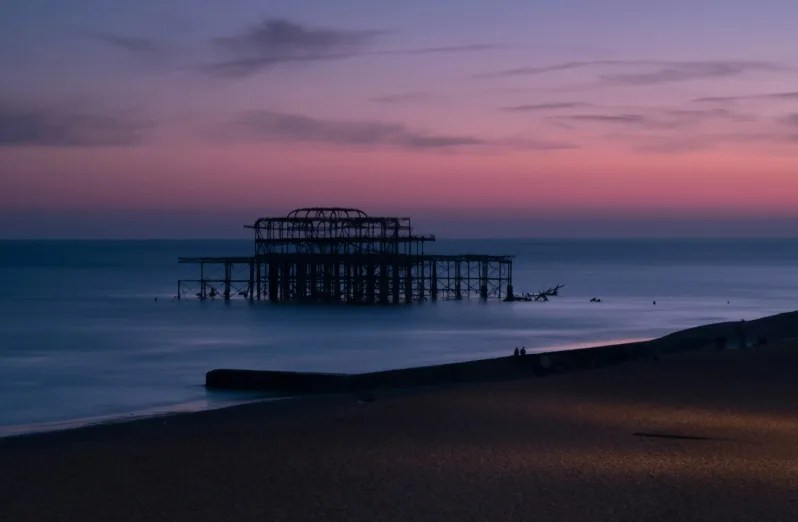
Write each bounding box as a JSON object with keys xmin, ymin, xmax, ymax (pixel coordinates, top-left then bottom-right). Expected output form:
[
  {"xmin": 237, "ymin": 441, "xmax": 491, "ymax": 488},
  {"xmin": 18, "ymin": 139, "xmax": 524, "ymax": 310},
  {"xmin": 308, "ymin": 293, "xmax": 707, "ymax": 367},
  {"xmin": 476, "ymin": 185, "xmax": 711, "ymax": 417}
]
[
  {"xmin": 225, "ymin": 110, "xmax": 577, "ymax": 151},
  {"xmin": 478, "ymin": 60, "xmax": 791, "ymax": 86},
  {"xmin": 0, "ymin": 101, "xmax": 149, "ymax": 147},
  {"xmin": 205, "ymin": 18, "xmax": 506, "ymax": 77},
  {"xmin": 370, "ymin": 92, "xmax": 440, "ymax": 105},
  {"xmin": 501, "ymin": 102, "xmax": 592, "ymax": 112},
  {"xmin": 694, "ymin": 91, "xmax": 798, "ymax": 103}
]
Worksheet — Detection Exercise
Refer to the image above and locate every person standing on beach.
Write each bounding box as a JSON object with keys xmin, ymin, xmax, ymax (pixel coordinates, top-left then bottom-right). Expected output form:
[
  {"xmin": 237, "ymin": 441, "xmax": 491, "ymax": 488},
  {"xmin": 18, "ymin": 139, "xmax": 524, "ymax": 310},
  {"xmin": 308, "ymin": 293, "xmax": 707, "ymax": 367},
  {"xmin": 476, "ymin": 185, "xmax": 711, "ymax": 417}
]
[
  {"xmin": 736, "ymin": 320, "xmax": 747, "ymax": 348},
  {"xmin": 514, "ymin": 347, "xmax": 519, "ymax": 356},
  {"xmin": 520, "ymin": 347, "xmax": 526, "ymax": 356}
]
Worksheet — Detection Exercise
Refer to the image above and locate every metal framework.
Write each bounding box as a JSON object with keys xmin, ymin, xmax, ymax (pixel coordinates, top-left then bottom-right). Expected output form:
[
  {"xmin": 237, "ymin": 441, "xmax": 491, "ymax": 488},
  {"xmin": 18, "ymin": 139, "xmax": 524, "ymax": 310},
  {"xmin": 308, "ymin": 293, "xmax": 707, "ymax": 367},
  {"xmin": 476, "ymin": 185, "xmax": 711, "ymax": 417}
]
[
  {"xmin": 177, "ymin": 208, "xmax": 515, "ymax": 304},
  {"xmin": 249, "ymin": 207, "xmax": 431, "ymax": 256}
]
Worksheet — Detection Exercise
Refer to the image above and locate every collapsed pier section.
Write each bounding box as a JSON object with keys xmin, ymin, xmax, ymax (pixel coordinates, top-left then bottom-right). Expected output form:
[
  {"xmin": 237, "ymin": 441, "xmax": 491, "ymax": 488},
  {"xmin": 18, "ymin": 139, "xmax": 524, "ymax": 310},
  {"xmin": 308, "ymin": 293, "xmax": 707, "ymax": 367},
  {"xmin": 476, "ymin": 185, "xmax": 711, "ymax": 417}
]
[{"xmin": 177, "ymin": 207, "xmax": 514, "ymax": 304}]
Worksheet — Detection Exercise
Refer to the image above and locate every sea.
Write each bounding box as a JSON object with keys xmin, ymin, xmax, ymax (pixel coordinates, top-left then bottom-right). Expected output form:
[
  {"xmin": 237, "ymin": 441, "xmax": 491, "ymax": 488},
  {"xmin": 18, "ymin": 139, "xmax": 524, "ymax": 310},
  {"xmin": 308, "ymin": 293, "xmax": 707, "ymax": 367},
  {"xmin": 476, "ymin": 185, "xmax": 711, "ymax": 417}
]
[{"xmin": 1, "ymin": 238, "xmax": 796, "ymax": 436}]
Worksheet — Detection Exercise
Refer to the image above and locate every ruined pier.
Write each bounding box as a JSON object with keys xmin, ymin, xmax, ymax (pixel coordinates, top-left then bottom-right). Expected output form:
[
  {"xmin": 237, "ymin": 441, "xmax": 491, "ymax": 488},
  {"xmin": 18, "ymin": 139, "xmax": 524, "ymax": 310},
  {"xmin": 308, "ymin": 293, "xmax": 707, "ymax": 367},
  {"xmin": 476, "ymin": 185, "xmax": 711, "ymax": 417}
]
[{"xmin": 177, "ymin": 207, "xmax": 514, "ymax": 304}]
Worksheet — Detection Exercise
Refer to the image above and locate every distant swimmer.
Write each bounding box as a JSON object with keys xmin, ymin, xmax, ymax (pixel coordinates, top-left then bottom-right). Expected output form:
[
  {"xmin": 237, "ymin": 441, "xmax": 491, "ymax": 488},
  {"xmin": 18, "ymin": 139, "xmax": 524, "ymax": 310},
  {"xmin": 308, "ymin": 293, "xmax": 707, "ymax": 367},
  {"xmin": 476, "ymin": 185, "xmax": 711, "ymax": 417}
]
[{"xmin": 653, "ymin": 300, "xmax": 656, "ymax": 305}]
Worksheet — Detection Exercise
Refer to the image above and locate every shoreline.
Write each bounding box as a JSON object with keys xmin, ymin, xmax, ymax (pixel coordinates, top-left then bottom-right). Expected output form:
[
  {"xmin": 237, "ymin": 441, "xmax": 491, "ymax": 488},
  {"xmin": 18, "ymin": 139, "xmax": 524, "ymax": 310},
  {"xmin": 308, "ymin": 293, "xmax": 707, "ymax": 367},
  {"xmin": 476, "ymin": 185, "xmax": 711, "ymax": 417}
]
[
  {"xmin": 0, "ymin": 336, "xmax": 647, "ymax": 438},
  {"xmin": 3, "ymin": 309, "xmax": 796, "ymax": 441},
  {"xmin": 0, "ymin": 396, "xmax": 291, "ymax": 440},
  {"xmin": 3, "ymin": 321, "xmax": 798, "ymax": 520}
]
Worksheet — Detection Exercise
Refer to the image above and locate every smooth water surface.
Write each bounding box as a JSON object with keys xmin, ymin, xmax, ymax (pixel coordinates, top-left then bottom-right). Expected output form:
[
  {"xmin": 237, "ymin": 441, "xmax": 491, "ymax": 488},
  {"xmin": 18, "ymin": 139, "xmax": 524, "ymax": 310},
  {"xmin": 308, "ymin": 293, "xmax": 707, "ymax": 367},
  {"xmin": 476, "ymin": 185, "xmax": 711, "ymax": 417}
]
[{"xmin": 1, "ymin": 239, "xmax": 796, "ymax": 433}]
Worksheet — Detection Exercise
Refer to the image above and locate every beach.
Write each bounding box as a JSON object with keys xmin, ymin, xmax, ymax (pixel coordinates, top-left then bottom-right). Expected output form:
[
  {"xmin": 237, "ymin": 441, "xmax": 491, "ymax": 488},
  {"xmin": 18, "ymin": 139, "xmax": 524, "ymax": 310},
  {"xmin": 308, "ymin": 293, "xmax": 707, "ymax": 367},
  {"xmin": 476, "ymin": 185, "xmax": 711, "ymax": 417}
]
[{"xmin": 2, "ymin": 316, "xmax": 798, "ymax": 521}]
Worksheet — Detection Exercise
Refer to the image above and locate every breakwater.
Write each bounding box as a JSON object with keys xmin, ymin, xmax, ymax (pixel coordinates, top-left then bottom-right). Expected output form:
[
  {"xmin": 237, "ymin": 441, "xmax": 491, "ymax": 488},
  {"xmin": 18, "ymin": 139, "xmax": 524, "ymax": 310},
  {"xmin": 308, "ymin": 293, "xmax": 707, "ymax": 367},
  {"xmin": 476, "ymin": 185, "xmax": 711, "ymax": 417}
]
[{"xmin": 206, "ymin": 310, "xmax": 793, "ymax": 394}]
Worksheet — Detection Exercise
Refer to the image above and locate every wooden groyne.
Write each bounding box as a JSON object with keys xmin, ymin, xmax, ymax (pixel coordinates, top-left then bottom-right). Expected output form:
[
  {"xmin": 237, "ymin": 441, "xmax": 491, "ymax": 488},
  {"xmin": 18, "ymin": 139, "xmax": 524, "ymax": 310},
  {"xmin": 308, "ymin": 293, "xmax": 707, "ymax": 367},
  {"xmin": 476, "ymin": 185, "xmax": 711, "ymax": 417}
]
[
  {"xmin": 205, "ymin": 310, "xmax": 796, "ymax": 394},
  {"xmin": 206, "ymin": 340, "xmax": 653, "ymax": 394}
]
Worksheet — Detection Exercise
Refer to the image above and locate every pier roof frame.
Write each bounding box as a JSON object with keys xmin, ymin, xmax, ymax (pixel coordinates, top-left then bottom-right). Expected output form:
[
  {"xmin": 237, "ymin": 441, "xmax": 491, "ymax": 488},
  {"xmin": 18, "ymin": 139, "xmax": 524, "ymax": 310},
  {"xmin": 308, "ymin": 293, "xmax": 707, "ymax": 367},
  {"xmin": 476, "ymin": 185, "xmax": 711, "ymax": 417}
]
[{"xmin": 246, "ymin": 207, "xmax": 434, "ymax": 256}]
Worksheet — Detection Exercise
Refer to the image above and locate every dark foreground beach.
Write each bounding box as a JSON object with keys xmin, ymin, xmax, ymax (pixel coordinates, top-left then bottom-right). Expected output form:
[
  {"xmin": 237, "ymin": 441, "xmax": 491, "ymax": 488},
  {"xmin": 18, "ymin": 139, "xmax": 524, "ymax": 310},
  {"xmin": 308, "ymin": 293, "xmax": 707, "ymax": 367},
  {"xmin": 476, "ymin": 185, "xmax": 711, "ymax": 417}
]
[{"xmin": 2, "ymin": 313, "xmax": 798, "ymax": 521}]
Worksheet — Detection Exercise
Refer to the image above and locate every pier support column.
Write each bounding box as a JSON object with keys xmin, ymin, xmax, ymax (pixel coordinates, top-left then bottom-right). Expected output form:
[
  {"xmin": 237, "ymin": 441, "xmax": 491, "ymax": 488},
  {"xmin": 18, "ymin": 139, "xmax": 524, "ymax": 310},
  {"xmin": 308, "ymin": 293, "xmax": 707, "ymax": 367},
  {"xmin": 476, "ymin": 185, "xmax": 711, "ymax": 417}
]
[
  {"xmin": 332, "ymin": 260, "xmax": 341, "ymax": 302},
  {"xmin": 430, "ymin": 262, "xmax": 438, "ymax": 301},
  {"xmin": 296, "ymin": 263, "xmax": 307, "ymax": 301},
  {"xmin": 454, "ymin": 262, "xmax": 462, "ymax": 300},
  {"xmin": 418, "ymin": 262, "xmax": 425, "ymax": 302},
  {"xmin": 466, "ymin": 261, "xmax": 472, "ymax": 299},
  {"xmin": 224, "ymin": 262, "xmax": 232, "ymax": 300},
  {"xmin": 404, "ymin": 263, "xmax": 413, "ymax": 303},
  {"xmin": 480, "ymin": 262, "xmax": 488, "ymax": 301},
  {"xmin": 281, "ymin": 263, "xmax": 291, "ymax": 302},
  {"xmin": 508, "ymin": 263, "xmax": 514, "ymax": 300},
  {"xmin": 268, "ymin": 263, "xmax": 278, "ymax": 301},
  {"xmin": 379, "ymin": 263, "xmax": 389, "ymax": 304},
  {"xmin": 310, "ymin": 264, "xmax": 318, "ymax": 299},
  {"xmin": 343, "ymin": 262, "xmax": 351, "ymax": 303},
  {"xmin": 353, "ymin": 264, "xmax": 362, "ymax": 303},
  {"xmin": 323, "ymin": 261, "xmax": 332, "ymax": 302},
  {"xmin": 256, "ymin": 262, "xmax": 262, "ymax": 300},
  {"xmin": 392, "ymin": 263, "xmax": 400, "ymax": 303},
  {"xmin": 366, "ymin": 263, "xmax": 376, "ymax": 304},
  {"xmin": 248, "ymin": 262, "xmax": 255, "ymax": 301},
  {"xmin": 200, "ymin": 262, "xmax": 206, "ymax": 300}
]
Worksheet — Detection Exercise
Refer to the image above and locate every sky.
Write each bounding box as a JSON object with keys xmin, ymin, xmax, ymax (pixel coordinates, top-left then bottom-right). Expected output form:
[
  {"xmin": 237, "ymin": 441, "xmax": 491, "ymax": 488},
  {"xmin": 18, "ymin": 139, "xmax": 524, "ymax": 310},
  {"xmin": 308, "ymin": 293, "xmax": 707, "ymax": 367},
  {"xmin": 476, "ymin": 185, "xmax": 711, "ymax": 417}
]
[{"xmin": 2, "ymin": 0, "xmax": 798, "ymax": 238}]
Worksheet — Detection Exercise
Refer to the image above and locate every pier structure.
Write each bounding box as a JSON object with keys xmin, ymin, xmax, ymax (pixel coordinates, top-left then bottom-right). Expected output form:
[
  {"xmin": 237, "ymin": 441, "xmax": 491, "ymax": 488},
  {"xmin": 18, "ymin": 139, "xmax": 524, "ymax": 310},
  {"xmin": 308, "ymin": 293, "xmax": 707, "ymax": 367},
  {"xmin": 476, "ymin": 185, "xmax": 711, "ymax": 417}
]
[{"xmin": 177, "ymin": 207, "xmax": 514, "ymax": 304}]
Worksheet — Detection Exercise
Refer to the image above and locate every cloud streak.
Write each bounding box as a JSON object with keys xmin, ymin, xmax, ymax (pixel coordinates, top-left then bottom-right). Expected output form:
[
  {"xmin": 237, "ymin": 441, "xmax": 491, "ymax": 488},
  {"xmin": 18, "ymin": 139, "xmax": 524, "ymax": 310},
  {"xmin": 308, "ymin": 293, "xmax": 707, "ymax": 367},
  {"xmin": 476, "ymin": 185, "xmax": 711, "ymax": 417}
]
[
  {"xmin": 478, "ymin": 60, "xmax": 606, "ymax": 78},
  {"xmin": 501, "ymin": 102, "xmax": 592, "ymax": 112},
  {"xmin": 382, "ymin": 43, "xmax": 508, "ymax": 55},
  {"xmin": 231, "ymin": 110, "xmax": 482, "ymax": 149},
  {"xmin": 478, "ymin": 60, "xmax": 790, "ymax": 86},
  {"xmin": 631, "ymin": 132, "xmax": 782, "ymax": 154},
  {"xmin": 370, "ymin": 92, "xmax": 440, "ymax": 105},
  {"xmin": 694, "ymin": 91, "xmax": 798, "ymax": 103},
  {"xmin": 0, "ymin": 102, "xmax": 149, "ymax": 147},
  {"xmin": 94, "ymin": 33, "xmax": 163, "ymax": 55},
  {"xmin": 550, "ymin": 108, "xmax": 754, "ymax": 131},
  {"xmin": 205, "ymin": 18, "xmax": 379, "ymax": 77},
  {"xmin": 569, "ymin": 108, "xmax": 785, "ymax": 153},
  {"xmin": 557, "ymin": 113, "xmax": 649, "ymax": 124},
  {"xmin": 204, "ymin": 18, "xmax": 505, "ymax": 77},
  {"xmin": 598, "ymin": 62, "xmax": 785, "ymax": 86},
  {"xmin": 225, "ymin": 110, "xmax": 576, "ymax": 151},
  {"xmin": 780, "ymin": 113, "xmax": 798, "ymax": 126}
]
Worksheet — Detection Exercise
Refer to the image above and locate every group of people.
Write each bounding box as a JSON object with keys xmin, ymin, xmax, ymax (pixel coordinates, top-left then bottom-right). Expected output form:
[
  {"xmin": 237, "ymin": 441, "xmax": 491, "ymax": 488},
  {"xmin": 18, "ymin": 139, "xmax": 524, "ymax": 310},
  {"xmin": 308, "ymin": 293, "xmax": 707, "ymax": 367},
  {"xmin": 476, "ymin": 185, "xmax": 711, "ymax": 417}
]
[{"xmin": 513, "ymin": 346, "xmax": 527, "ymax": 356}]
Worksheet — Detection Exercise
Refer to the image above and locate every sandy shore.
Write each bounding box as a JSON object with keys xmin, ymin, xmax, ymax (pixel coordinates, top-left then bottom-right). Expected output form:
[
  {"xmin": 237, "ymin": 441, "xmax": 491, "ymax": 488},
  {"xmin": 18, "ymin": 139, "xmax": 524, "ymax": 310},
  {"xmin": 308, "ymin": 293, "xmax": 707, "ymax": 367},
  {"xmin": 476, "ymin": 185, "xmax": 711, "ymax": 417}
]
[{"xmin": 3, "ymin": 330, "xmax": 798, "ymax": 520}]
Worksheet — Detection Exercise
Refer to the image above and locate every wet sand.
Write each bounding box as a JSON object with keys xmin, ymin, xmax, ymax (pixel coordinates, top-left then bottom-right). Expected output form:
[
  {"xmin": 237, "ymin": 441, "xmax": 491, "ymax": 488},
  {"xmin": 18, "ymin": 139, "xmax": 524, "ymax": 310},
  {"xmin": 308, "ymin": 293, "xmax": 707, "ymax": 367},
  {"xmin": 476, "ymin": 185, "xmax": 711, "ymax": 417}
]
[{"xmin": 2, "ymin": 331, "xmax": 798, "ymax": 520}]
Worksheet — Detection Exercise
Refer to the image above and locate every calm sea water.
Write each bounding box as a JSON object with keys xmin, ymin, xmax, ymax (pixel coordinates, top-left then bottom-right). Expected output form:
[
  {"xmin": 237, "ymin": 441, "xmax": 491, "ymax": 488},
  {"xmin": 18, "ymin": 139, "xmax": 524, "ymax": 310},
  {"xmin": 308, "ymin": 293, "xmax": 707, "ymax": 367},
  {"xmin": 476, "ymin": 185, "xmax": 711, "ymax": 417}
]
[{"xmin": 1, "ymin": 239, "xmax": 796, "ymax": 435}]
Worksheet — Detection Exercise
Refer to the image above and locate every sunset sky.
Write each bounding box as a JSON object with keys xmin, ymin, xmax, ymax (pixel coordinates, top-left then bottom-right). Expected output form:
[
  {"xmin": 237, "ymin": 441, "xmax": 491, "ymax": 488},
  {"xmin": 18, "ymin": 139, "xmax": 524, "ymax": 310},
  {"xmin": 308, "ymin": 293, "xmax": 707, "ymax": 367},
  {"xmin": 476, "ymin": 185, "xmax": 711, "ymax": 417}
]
[{"xmin": 2, "ymin": 0, "xmax": 798, "ymax": 238}]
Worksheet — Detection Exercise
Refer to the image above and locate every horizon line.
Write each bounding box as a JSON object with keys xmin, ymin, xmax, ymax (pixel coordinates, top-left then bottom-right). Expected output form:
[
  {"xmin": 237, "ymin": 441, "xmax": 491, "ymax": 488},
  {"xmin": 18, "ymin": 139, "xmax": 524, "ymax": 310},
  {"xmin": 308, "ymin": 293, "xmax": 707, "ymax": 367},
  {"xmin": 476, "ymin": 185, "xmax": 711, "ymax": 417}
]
[{"xmin": 2, "ymin": 236, "xmax": 797, "ymax": 241}]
